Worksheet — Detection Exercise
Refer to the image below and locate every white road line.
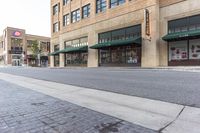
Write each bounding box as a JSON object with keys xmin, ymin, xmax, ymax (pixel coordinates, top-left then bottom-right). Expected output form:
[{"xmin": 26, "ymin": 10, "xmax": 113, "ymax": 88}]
[{"xmin": 0, "ymin": 73, "xmax": 199, "ymax": 132}]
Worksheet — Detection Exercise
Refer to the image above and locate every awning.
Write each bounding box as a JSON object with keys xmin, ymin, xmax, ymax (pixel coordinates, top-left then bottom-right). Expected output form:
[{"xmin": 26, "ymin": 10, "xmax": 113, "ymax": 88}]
[
  {"xmin": 59, "ymin": 46, "xmax": 88, "ymax": 53},
  {"xmin": 49, "ymin": 51, "xmax": 60, "ymax": 56},
  {"xmin": 162, "ymin": 29, "xmax": 200, "ymax": 41},
  {"xmin": 90, "ymin": 37, "xmax": 142, "ymax": 49}
]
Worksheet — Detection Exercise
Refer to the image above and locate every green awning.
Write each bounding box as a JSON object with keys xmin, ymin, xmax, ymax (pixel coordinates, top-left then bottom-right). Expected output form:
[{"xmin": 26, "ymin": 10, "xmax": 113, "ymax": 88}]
[
  {"xmin": 49, "ymin": 50, "xmax": 60, "ymax": 56},
  {"xmin": 162, "ymin": 29, "xmax": 200, "ymax": 41},
  {"xmin": 59, "ymin": 46, "xmax": 88, "ymax": 53},
  {"xmin": 90, "ymin": 37, "xmax": 142, "ymax": 49}
]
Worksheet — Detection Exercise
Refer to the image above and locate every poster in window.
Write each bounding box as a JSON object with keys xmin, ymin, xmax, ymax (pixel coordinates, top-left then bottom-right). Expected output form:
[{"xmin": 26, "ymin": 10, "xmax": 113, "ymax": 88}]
[
  {"xmin": 169, "ymin": 41, "xmax": 188, "ymax": 61},
  {"xmin": 189, "ymin": 39, "xmax": 200, "ymax": 59}
]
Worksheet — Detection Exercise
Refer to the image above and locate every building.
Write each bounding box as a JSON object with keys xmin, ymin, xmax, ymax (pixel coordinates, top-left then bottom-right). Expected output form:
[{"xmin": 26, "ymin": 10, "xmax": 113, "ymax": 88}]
[
  {"xmin": 0, "ymin": 27, "xmax": 51, "ymax": 67},
  {"xmin": 50, "ymin": 0, "xmax": 200, "ymax": 67}
]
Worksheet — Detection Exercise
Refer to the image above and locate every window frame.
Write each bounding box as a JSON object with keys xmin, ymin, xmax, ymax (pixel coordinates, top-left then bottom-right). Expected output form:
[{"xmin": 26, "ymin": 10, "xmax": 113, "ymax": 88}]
[
  {"xmin": 71, "ymin": 9, "xmax": 81, "ymax": 23},
  {"xmin": 110, "ymin": 0, "xmax": 126, "ymax": 9},
  {"xmin": 96, "ymin": 0, "xmax": 107, "ymax": 13},
  {"xmin": 63, "ymin": 14, "xmax": 70, "ymax": 26},
  {"xmin": 82, "ymin": 4, "xmax": 91, "ymax": 19}
]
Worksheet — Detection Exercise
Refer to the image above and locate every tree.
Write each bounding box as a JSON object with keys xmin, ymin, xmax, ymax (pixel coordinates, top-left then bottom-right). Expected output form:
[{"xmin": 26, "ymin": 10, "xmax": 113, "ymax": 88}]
[
  {"xmin": 31, "ymin": 40, "xmax": 40, "ymax": 59},
  {"xmin": 30, "ymin": 40, "xmax": 41, "ymax": 66}
]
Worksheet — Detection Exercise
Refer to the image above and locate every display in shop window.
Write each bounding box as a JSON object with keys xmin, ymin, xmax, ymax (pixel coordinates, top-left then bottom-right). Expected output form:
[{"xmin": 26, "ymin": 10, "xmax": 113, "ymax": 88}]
[
  {"xmin": 189, "ymin": 39, "xmax": 200, "ymax": 59},
  {"xmin": 170, "ymin": 47, "xmax": 187, "ymax": 60}
]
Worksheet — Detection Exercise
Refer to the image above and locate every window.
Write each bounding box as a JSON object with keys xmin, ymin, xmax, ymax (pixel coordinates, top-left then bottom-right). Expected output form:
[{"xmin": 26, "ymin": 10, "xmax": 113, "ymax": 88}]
[
  {"xmin": 53, "ymin": 22, "xmax": 59, "ymax": 32},
  {"xmin": 96, "ymin": 0, "xmax": 107, "ymax": 13},
  {"xmin": 63, "ymin": 14, "xmax": 70, "ymax": 26},
  {"xmin": 98, "ymin": 25, "xmax": 141, "ymax": 43},
  {"xmin": 99, "ymin": 46, "xmax": 141, "ymax": 65},
  {"xmin": 169, "ymin": 41, "xmax": 188, "ymax": 61},
  {"xmin": 71, "ymin": 9, "xmax": 80, "ymax": 23},
  {"xmin": 82, "ymin": 4, "xmax": 90, "ymax": 19},
  {"xmin": 110, "ymin": 0, "xmax": 125, "ymax": 8},
  {"xmin": 63, "ymin": 0, "xmax": 70, "ymax": 5},
  {"xmin": 64, "ymin": 37, "xmax": 88, "ymax": 48},
  {"xmin": 189, "ymin": 39, "xmax": 200, "ymax": 59},
  {"xmin": 54, "ymin": 44, "xmax": 59, "ymax": 52},
  {"xmin": 168, "ymin": 15, "xmax": 200, "ymax": 34},
  {"xmin": 53, "ymin": 4, "xmax": 59, "ymax": 15}
]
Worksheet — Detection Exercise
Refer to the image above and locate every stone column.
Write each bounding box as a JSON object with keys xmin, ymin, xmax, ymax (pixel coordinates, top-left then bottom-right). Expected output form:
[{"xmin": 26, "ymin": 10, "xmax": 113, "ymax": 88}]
[
  {"xmin": 88, "ymin": 31, "xmax": 98, "ymax": 67},
  {"xmin": 141, "ymin": 2, "xmax": 160, "ymax": 67},
  {"xmin": 59, "ymin": 37, "xmax": 65, "ymax": 67}
]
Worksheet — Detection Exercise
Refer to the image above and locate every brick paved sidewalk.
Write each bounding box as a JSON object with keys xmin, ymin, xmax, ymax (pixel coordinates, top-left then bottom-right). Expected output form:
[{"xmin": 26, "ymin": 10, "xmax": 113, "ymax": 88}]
[{"xmin": 0, "ymin": 80, "xmax": 157, "ymax": 133}]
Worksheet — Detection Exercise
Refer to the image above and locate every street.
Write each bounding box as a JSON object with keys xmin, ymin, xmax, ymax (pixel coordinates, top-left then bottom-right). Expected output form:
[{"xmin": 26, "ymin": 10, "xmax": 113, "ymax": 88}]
[
  {"xmin": 0, "ymin": 67, "xmax": 200, "ymax": 133},
  {"xmin": 0, "ymin": 67, "xmax": 199, "ymax": 107}
]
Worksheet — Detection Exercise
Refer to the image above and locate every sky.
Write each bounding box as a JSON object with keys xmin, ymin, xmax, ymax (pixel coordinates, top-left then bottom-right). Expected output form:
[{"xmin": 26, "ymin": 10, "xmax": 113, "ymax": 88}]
[{"xmin": 0, "ymin": 0, "xmax": 51, "ymax": 37}]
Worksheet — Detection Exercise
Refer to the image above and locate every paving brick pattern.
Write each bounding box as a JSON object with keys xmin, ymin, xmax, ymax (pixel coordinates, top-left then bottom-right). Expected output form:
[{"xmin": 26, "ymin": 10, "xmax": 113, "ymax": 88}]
[{"xmin": 0, "ymin": 80, "xmax": 157, "ymax": 133}]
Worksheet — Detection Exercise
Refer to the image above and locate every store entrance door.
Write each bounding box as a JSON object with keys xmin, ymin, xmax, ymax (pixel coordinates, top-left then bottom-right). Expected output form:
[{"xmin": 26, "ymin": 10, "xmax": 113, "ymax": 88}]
[{"xmin": 12, "ymin": 59, "xmax": 21, "ymax": 66}]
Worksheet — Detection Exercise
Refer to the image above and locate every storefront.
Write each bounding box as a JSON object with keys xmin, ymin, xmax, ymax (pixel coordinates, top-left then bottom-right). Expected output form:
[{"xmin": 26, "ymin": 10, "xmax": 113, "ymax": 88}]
[
  {"xmin": 10, "ymin": 38, "xmax": 24, "ymax": 66},
  {"xmin": 90, "ymin": 25, "xmax": 142, "ymax": 67},
  {"xmin": 62, "ymin": 37, "xmax": 88, "ymax": 67},
  {"xmin": 163, "ymin": 14, "xmax": 200, "ymax": 66},
  {"xmin": 50, "ymin": 44, "xmax": 60, "ymax": 67}
]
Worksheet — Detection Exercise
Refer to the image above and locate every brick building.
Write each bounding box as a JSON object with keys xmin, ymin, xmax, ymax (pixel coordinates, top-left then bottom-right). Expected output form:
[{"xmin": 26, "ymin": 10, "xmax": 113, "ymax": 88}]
[
  {"xmin": 50, "ymin": 0, "xmax": 200, "ymax": 67},
  {"xmin": 0, "ymin": 27, "xmax": 50, "ymax": 67}
]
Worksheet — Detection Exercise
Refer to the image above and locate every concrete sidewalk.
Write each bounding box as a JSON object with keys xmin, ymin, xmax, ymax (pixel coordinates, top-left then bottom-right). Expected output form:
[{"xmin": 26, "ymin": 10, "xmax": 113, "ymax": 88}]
[{"xmin": 0, "ymin": 73, "xmax": 199, "ymax": 133}]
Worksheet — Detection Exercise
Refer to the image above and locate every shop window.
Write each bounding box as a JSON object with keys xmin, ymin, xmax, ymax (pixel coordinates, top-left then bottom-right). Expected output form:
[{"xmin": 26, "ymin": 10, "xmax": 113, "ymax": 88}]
[
  {"xmin": 189, "ymin": 15, "xmax": 200, "ymax": 31},
  {"xmin": 65, "ymin": 53, "xmax": 88, "ymax": 65},
  {"xmin": 54, "ymin": 55, "xmax": 59, "ymax": 67},
  {"xmin": 80, "ymin": 37, "xmax": 88, "ymax": 46},
  {"xmin": 100, "ymin": 49, "xmax": 110, "ymax": 64},
  {"xmin": 169, "ymin": 41, "xmax": 188, "ymax": 61},
  {"xmin": 111, "ymin": 47, "xmax": 126, "ymax": 63},
  {"xmin": 65, "ymin": 41, "xmax": 72, "ymax": 48},
  {"xmin": 126, "ymin": 46, "xmax": 140, "ymax": 64},
  {"xmin": 168, "ymin": 14, "xmax": 200, "ymax": 34},
  {"xmin": 72, "ymin": 39, "xmax": 80, "ymax": 47},
  {"xmin": 65, "ymin": 37, "xmax": 88, "ymax": 48},
  {"xmin": 98, "ymin": 25, "xmax": 141, "ymax": 43},
  {"xmin": 99, "ymin": 32, "xmax": 111, "ymax": 43},
  {"xmin": 168, "ymin": 18, "xmax": 188, "ymax": 33},
  {"xmin": 189, "ymin": 39, "xmax": 200, "ymax": 59},
  {"xmin": 111, "ymin": 29, "xmax": 125, "ymax": 41}
]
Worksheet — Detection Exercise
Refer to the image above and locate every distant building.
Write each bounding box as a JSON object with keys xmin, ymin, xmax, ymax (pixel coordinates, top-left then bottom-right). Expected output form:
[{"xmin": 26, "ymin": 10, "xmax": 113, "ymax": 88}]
[
  {"xmin": 0, "ymin": 27, "xmax": 50, "ymax": 67},
  {"xmin": 50, "ymin": 0, "xmax": 200, "ymax": 67}
]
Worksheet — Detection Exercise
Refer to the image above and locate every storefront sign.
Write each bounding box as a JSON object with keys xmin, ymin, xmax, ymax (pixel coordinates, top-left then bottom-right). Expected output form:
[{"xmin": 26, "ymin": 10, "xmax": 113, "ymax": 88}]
[
  {"xmin": 145, "ymin": 9, "xmax": 150, "ymax": 36},
  {"xmin": 13, "ymin": 31, "xmax": 22, "ymax": 37}
]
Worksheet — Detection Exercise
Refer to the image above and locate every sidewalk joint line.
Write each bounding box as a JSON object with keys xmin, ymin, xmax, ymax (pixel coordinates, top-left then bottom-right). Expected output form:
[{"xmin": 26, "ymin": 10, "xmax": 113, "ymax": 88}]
[{"xmin": 158, "ymin": 106, "xmax": 185, "ymax": 133}]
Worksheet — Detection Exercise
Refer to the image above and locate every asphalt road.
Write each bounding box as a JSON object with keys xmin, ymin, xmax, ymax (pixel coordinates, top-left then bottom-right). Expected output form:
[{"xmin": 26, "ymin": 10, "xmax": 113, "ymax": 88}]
[{"xmin": 0, "ymin": 67, "xmax": 199, "ymax": 108}]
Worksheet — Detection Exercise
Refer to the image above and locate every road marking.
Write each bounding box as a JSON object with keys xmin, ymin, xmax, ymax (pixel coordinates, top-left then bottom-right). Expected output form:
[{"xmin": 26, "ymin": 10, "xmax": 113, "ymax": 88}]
[{"xmin": 0, "ymin": 73, "xmax": 199, "ymax": 132}]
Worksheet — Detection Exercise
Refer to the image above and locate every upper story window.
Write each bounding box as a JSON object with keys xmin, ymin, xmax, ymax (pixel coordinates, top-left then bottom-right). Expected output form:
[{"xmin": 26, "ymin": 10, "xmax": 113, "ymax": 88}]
[
  {"xmin": 54, "ymin": 44, "xmax": 59, "ymax": 52},
  {"xmin": 53, "ymin": 22, "xmax": 59, "ymax": 33},
  {"xmin": 71, "ymin": 9, "xmax": 80, "ymax": 23},
  {"xmin": 96, "ymin": 0, "xmax": 107, "ymax": 13},
  {"xmin": 53, "ymin": 4, "xmax": 59, "ymax": 15},
  {"xmin": 168, "ymin": 14, "xmax": 200, "ymax": 34},
  {"xmin": 82, "ymin": 4, "xmax": 90, "ymax": 19},
  {"xmin": 110, "ymin": 0, "xmax": 125, "ymax": 8},
  {"xmin": 63, "ymin": 14, "xmax": 70, "ymax": 26},
  {"xmin": 63, "ymin": 0, "xmax": 70, "ymax": 5}
]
